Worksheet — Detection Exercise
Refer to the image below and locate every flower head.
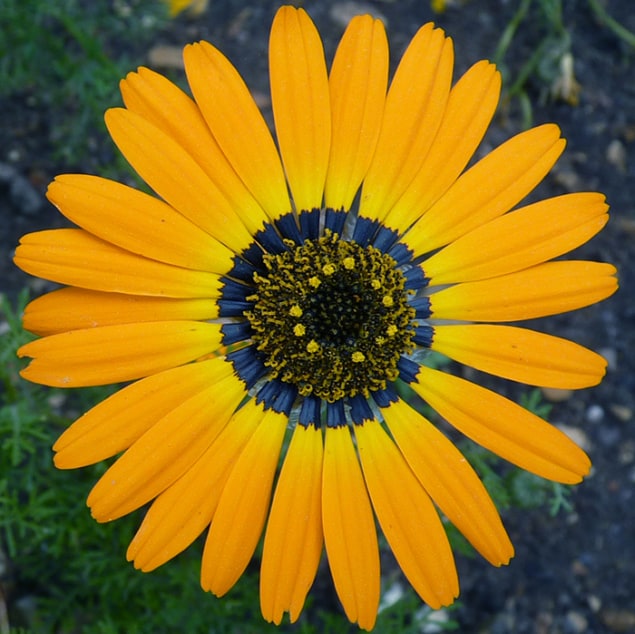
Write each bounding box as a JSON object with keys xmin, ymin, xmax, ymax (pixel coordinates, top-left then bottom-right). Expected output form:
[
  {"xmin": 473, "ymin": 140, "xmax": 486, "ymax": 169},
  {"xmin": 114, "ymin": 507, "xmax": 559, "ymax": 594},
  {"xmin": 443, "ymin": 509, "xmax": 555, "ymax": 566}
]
[{"xmin": 15, "ymin": 6, "xmax": 617, "ymax": 630}]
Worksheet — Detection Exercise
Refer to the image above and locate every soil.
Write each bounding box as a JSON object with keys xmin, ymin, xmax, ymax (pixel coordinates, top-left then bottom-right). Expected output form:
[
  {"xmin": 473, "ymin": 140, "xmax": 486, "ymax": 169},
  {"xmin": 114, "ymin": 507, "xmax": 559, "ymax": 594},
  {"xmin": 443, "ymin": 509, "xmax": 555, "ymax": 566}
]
[{"xmin": 1, "ymin": 1, "xmax": 634, "ymax": 633}]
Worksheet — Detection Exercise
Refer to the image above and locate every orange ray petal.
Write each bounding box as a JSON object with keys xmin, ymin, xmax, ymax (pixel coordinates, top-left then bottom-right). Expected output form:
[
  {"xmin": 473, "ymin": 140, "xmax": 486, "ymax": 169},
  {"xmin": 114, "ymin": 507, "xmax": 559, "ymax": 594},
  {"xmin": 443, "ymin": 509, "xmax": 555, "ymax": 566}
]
[
  {"xmin": 120, "ymin": 67, "xmax": 268, "ymax": 235},
  {"xmin": 382, "ymin": 400, "xmax": 514, "ymax": 566},
  {"xmin": 269, "ymin": 6, "xmax": 330, "ymax": 211},
  {"xmin": 128, "ymin": 399, "xmax": 263, "ymax": 572},
  {"xmin": 355, "ymin": 420, "xmax": 459, "ymax": 609},
  {"xmin": 53, "ymin": 360, "xmax": 224, "ymax": 468},
  {"xmin": 432, "ymin": 324, "xmax": 608, "ymax": 388},
  {"xmin": 18, "ymin": 320, "xmax": 223, "ymax": 387},
  {"xmin": 360, "ymin": 23, "xmax": 453, "ymax": 221},
  {"xmin": 423, "ymin": 193, "xmax": 609, "ymax": 284},
  {"xmin": 322, "ymin": 425, "xmax": 380, "ymax": 631},
  {"xmin": 201, "ymin": 409, "xmax": 288, "ymax": 596},
  {"xmin": 46, "ymin": 174, "xmax": 233, "ymax": 273},
  {"xmin": 413, "ymin": 366, "xmax": 591, "ymax": 483},
  {"xmin": 23, "ymin": 288, "xmax": 218, "ymax": 337},
  {"xmin": 87, "ymin": 367, "xmax": 244, "ymax": 521},
  {"xmin": 324, "ymin": 14, "xmax": 388, "ymax": 211},
  {"xmin": 406, "ymin": 124, "xmax": 566, "ymax": 255},
  {"xmin": 384, "ymin": 60, "xmax": 501, "ymax": 229},
  {"xmin": 429, "ymin": 260, "xmax": 618, "ymax": 322},
  {"xmin": 183, "ymin": 41, "xmax": 291, "ymax": 219},
  {"xmin": 261, "ymin": 424, "xmax": 323, "ymax": 625},
  {"xmin": 14, "ymin": 229, "xmax": 221, "ymax": 298},
  {"xmin": 105, "ymin": 108, "xmax": 253, "ymax": 252}
]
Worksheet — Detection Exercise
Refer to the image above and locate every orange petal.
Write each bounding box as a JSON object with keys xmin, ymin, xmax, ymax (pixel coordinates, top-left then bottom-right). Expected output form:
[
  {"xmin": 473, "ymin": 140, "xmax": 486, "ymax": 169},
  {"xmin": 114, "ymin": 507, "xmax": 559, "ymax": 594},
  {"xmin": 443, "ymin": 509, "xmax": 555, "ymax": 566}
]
[
  {"xmin": 14, "ymin": 229, "xmax": 221, "ymax": 298},
  {"xmin": 322, "ymin": 425, "xmax": 380, "ymax": 631},
  {"xmin": 406, "ymin": 124, "xmax": 566, "ymax": 255},
  {"xmin": 120, "ymin": 67, "xmax": 268, "ymax": 235},
  {"xmin": 324, "ymin": 15, "xmax": 388, "ymax": 211},
  {"xmin": 18, "ymin": 320, "xmax": 223, "ymax": 387},
  {"xmin": 201, "ymin": 409, "xmax": 288, "ymax": 596},
  {"xmin": 260, "ymin": 424, "xmax": 323, "ymax": 625},
  {"xmin": 87, "ymin": 367, "xmax": 244, "ymax": 521},
  {"xmin": 184, "ymin": 41, "xmax": 291, "ymax": 219},
  {"xmin": 382, "ymin": 399, "xmax": 514, "ymax": 566},
  {"xmin": 127, "ymin": 399, "xmax": 263, "ymax": 572},
  {"xmin": 360, "ymin": 23, "xmax": 453, "ymax": 221},
  {"xmin": 355, "ymin": 420, "xmax": 459, "ymax": 608},
  {"xmin": 432, "ymin": 324, "xmax": 608, "ymax": 388},
  {"xmin": 23, "ymin": 288, "xmax": 217, "ymax": 336},
  {"xmin": 413, "ymin": 366, "xmax": 592, "ymax": 483},
  {"xmin": 53, "ymin": 360, "xmax": 225, "ymax": 468},
  {"xmin": 384, "ymin": 60, "xmax": 501, "ymax": 229},
  {"xmin": 423, "ymin": 193, "xmax": 609, "ymax": 284},
  {"xmin": 46, "ymin": 174, "xmax": 233, "ymax": 272},
  {"xmin": 269, "ymin": 6, "xmax": 330, "ymax": 211},
  {"xmin": 105, "ymin": 108, "xmax": 253, "ymax": 252},
  {"xmin": 430, "ymin": 260, "xmax": 618, "ymax": 322}
]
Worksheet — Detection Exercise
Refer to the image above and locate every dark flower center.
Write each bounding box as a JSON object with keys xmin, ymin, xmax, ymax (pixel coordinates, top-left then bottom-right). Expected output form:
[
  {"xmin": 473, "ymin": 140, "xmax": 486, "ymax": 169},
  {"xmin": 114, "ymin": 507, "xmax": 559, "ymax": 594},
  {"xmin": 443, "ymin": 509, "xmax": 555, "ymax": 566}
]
[{"xmin": 246, "ymin": 230, "xmax": 416, "ymax": 402}]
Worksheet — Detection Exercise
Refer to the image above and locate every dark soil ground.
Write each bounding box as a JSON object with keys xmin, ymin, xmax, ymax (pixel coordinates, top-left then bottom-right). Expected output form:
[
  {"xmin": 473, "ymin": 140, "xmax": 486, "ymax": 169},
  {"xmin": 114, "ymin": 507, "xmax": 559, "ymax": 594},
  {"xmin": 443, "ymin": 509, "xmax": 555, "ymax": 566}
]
[{"xmin": 1, "ymin": 1, "xmax": 634, "ymax": 632}]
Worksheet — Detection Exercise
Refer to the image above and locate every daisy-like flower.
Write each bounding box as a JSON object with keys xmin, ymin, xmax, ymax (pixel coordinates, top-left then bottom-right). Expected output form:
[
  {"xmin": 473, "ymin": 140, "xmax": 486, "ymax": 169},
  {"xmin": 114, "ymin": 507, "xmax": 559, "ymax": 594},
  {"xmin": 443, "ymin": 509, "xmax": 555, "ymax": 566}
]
[{"xmin": 15, "ymin": 6, "xmax": 617, "ymax": 630}]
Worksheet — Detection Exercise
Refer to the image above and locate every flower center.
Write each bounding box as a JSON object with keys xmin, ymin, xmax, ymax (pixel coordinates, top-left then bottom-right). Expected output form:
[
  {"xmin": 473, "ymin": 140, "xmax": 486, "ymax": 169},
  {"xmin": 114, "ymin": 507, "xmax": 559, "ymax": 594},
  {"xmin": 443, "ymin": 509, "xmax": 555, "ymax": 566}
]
[{"xmin": 246, "ymin": 230, "xmax": 416, "ymax": 402}]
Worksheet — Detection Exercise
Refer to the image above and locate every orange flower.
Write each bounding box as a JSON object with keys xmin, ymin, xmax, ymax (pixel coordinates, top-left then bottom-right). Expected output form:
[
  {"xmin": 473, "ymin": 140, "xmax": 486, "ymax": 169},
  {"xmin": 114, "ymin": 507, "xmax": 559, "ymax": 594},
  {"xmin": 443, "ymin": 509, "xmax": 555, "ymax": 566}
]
[
  {"xmin": 15, "ymin": 6, "xmax": 617, "ymax": 630},
  {"xmin": 165, "ymin": 0, "xmax": 208, "ymax": 18}
]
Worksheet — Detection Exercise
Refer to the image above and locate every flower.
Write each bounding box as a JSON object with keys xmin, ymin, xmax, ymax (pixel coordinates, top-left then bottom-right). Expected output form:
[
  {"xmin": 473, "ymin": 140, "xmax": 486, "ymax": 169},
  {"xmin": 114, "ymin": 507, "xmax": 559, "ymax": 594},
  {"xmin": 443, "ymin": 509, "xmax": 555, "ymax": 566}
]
[
  {"xmin": 165, "ymin": 0, "xmax": 208, "ymax": 18},
  {"xmin": 15, "ymin": 5, "xmax": 617, "ymax": 630}
]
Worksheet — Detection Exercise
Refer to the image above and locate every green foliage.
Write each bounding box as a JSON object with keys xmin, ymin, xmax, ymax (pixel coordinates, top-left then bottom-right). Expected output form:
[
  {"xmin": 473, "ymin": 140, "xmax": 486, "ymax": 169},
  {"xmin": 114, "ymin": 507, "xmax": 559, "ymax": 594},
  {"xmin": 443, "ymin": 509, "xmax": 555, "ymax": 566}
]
[
  {"xmin": 494, "ymin": 0, "xmax": 575, "ymax": 127},
  {"xmin": 0, "ymin": 291, "xmax": 458, "ymax": 634},
  {"xmin": 493, "ymin": 0, "xmax": 635, "ymax": 127},
  {"xmin": 458, "ymin": 387, "xmax": 573, "ymax": 526},
  {"xmin": 0, "ymin": 0, "xmax": 168, "ymax": 165}
]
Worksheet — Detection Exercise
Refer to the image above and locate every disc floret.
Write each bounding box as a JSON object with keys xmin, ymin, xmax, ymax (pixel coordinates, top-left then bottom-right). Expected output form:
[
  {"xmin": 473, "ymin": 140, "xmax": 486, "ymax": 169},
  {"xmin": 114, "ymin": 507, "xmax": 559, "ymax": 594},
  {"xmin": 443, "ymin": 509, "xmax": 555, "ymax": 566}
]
[{"xmin": 246, "ymin": 230, "xmax": 416, "ymax": 402}]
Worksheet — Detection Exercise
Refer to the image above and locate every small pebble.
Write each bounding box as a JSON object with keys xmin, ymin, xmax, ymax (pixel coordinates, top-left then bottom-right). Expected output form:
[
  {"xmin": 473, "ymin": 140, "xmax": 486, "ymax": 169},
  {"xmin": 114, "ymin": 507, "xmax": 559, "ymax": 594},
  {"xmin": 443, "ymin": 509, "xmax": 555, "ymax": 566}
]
[
  {"xmin": 606, "ymin": 139, "xmax": 627, "ymax": 172},
  {"xmin": 417, "ymin": 607, "xmax": 451, "ymax": 634},
  {"xmin": 565, "ymin": 610, "xmax": 588, "ymax": 633},
  {"xmin": 586, "ymin": 404, "xmax": 604, "ymax": 423},
  {"xmin": 601, "ymin": 608, "xmax": 635, "ymax": 632},
  {"xmin": 378, "ymin": 581, "xmax": 404, "ymax": 611},
  {"xmin": 588, "ymin": 595, "xmax": 602, "ymax": 613},
  {"xmin": 598, "ymin": 347, "xmax": 618, "ymax": 371},
  {"xmin": 617, "ymin": 440, "xmax": 635, "ymax": 465},
  {"xmin": 610, "ymin": 404, "xmax": 632, "ymax": 422},
  {"xmin": 541, "ymin": 387, "xmax": 573, "ymax": 402},
  {"xmin": 556, "ymin": 424, "xmax": 592, "ymax": 452},
  {"xmin": 552, "ymin": 168, "xmax": 582, "ymax": 191},
  {"xmin": 329, "ymin": 2, "xmax": 388, "ymax": 29},
  {"xmin": 147, "ymin": 44, "xmax": 184, "ymax": 69}
]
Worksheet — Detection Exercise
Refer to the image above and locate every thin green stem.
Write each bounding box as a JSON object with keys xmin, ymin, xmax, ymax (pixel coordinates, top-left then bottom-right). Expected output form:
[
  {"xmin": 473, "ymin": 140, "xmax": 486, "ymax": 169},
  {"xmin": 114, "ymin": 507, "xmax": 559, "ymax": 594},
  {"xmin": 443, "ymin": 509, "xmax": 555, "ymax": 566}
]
[
  {"xmin": 494, "ymin": 0, "xmax": 533, "ymax": 65},
  {"xmin": 587, "ymin": 0, "xmax": 635, "ymax": 48}
]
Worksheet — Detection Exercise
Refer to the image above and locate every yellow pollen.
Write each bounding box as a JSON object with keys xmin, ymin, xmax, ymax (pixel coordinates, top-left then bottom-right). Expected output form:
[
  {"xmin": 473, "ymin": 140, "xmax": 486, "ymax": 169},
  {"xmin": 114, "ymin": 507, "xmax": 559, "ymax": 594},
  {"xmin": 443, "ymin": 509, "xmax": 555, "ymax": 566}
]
[
  {"xmin": 306, "ymin": 340, "xmax": 320, "ymax": 353},
  {"xmin": 245, "ymin": 229, "xmax": 417, "ymax": 402}
]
